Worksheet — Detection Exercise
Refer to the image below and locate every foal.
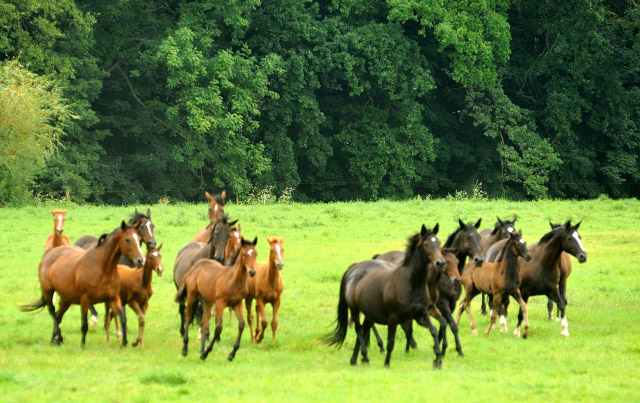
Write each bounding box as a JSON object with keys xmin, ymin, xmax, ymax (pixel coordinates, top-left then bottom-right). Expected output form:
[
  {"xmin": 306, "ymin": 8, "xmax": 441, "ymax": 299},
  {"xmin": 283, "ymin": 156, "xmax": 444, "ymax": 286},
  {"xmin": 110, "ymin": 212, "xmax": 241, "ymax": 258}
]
[
  {"xmin": 456, "ymin": 230, "xmax": 532, "ymax": 338},
  {"xmin": 105, "ymin": 244, "xmax": 164, "ymax": 347},
  {"xmin": 44, "ymin": 209, "xmax": 70, "ymax": 251},
  {"xmin": 245, "ymin": 236, "xmax": 285, "ymax": 343},
  {"xmin": 177, "ymin": 237, "xmax": 258, "ymax": 361}
]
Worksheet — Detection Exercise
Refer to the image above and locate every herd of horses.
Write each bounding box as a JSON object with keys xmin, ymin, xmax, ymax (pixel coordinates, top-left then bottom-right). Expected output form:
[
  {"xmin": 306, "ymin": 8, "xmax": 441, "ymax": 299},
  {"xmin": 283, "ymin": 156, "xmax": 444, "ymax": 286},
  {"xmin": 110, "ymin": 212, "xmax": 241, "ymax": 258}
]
[{"xmin": 20, "ymin": 194, "xmax": 588, "ymax": 370}]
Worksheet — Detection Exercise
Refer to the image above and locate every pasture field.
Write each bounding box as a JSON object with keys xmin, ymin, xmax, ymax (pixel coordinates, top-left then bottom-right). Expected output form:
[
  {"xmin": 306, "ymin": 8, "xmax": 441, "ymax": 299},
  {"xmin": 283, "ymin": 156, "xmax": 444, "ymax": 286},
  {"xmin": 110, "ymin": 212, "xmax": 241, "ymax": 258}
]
[{"xmin": 1, "ymin": 198, "xmax": 639, "ymax": 402}]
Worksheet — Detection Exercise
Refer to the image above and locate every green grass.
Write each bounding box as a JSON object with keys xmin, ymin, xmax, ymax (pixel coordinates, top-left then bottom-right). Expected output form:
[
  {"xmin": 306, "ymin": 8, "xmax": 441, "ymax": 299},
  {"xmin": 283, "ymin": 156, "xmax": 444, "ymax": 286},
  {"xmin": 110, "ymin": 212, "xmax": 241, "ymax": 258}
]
[{"xmin": 1, "ymin": 199, "xmax": 639, "ymax": 402}]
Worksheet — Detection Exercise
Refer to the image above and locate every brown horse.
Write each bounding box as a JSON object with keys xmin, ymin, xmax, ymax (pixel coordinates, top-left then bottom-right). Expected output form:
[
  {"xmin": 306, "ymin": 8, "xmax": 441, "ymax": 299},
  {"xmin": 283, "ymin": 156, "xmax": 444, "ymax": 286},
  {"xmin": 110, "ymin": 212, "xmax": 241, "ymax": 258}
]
[
  {"xmin": 546, "ymin": 222, "xmax": 572, "ymax": 320},
  {"xmin": 456, "ymin": 230, "xmax": 532, "ymax": 338},
  {"xmin": 44, "ymin": 209, "xmax": 70, "ymax": 251},
  {"xmin": 245, "ymin": 236, "xmax": 285, "ymax": 343},
  {"xmin": 176, "ymin": 237, "xmax": 258, "ymax": 361},
  {"xmin": 173, "ymin": 214, "xmax": 237, "ymax": 336},
  {"xmin": 512, "ymin": 221, "xmax": 586, "ymax": 338},
  {"xmin": 323, "ymin": 225, "xmax": 446, "ymax": 368},
  {"xmin": 105, "ymin": 243, "xmax": 164, "ymax": 347},
  {"xmin": 193, "ymin": 190, "xmax": 226, "ymax": 243},
  {"xmin": 20, "ymin": 221, "xmax": 145, "ymax": 346}
]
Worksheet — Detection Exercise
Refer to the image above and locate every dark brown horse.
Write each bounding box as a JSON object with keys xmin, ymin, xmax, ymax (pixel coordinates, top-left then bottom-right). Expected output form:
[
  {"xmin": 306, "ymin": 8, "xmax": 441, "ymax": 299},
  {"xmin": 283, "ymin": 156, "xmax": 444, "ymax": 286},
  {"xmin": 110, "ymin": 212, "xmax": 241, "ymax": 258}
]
[
  {"xmin": 245, "ymin": 236, "xmax": 285, "ymax": 343},
  {"xmin": 105, "ymin": 243, "xmax": 164, "ymax": 347},
  {"xmin": 546, "ymin": 222, "xmax": 573, "ymax": 320},
  {"xmin": 173, "ymin": 214, "xmax": 237, "ymax": 336},
  {"xmin": 176, "ymin": 237, "xmax": 258, "ymax": 361},
  {"xmin": 20, "ymin": 221, "xmax": 145, "ymax": 346},
  {"xmin": 512, "ymin": 221, "xmax": 586, "ymax": 338},
  {"xmin": 193, "ymin": 190, "xmax": 226, "ymax": 243},
  {"xmin": 323, "ymin": 225, "xmax": 446, "ymax": 368},
  {"xmin": 457, "ymin": 230, "xmax": 532, "ymax": 338},
  {"xmin": 44, "ymin": 209, "xmax": 70, "ymax": 251}
]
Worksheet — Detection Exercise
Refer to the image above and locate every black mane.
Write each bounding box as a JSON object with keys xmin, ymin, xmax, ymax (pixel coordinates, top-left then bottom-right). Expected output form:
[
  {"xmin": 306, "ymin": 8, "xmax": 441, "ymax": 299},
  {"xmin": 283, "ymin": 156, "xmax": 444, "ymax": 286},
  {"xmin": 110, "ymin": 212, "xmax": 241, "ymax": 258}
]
[
  {"xmin": 129, "ymin": 209, "xmax": 151, "ymax": 225},
  {"xmin": 444, "ymin": 227, "xmax": 461, "ymax": 248},
  {"xmin": 539, "ymin": 225, "xmax": 564, "ymax": 244}
]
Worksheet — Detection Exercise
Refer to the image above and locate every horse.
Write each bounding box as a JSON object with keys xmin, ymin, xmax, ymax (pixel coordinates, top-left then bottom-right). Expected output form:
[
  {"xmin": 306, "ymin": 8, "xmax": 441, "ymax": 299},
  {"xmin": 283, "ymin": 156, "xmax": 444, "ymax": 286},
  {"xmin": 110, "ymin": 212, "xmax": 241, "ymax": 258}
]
[
  {"xmin": 245, "ymin": 236, "xmax": 284, "ymax": 343},
  {"xmin": 20, "ymin": 221, "xmax": 145, "ymax": 346},
  {"xmin": 105, "ymin": 243, "xmax": 164, "ymax": 347},
  {"xmin": 73, "ymin": 208, "xmax": 156, "ymax": 324},
  {"xmin": 173, "ymin": 214, "xmax": 237, "ymax": 336},
  {"xmin": 512, "ymin": 221, "xmax": 587, "ymax": 338},
  {"xmin": 546, "ymin": 222, "xmax": 572, "ymax": 320},
  {"xmin": 44, "ymin": 209, "xmax": 70, "ymax": 251},
  {"xmin": 323, "ymin": 224, "xmax": 447, "ymax": 368},
  {"xmin": 456, "ymin": 230, "xmax": 532, "ymax": 338},
  {"xmin": 371, "ymin": 219, "xmax": 483, "ymax": 357},
  {"xmin": 176, "ymin": 237, "xmax": 258, "ymax": 361},
  {"xmin": 193, "ymin": 190, "xmax": 226, "ymax": 243},
  {"xmin": 478, "ymin": 215, "xmax": 518, "ymax": 314}
]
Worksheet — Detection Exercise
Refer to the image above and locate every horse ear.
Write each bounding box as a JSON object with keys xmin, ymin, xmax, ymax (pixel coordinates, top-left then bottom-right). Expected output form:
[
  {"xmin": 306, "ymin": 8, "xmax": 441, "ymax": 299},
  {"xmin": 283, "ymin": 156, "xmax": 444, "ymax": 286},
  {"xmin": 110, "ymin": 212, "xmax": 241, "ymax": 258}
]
[
  {"xmin": 512, "ymin": 214, "xmax": 517, "ymax": 223},
  {"xmin": 574, "ymin": 220, "xmax": 582, "ymax": 230},
  {"xmin": 475, "ymin": 218, "xmax": 481, "ymax": 228},
  {"xmin": 497, "ymin": 216, "xmax": 504, "ymax": 225},
  {"xmin": 238, "ymin": 224, "xmax": 242, "ymax": 232},
  {"xmin": 50, "ymin": 209, "xmax": 54, "ymax": 214},
  {"xmin": 229, "ymin": 219, "xmax": 239, "ymax": 227},
  {"xmin": 565, "ymin": 220, "xmax": 572, "ymax": 229},
  {"xmin": 433, "ymin": 223, "xmax": 439, "ymax": 235},
  {"xmin": 135, "ymin": 208, "xmax": 140, "ymax": 216},
  {"xmin": 121, "ymin": 220, "xmax": 128, "ymax": 230},
  {"xmin": 458, "ymin": 218, "xmax": 465, "ymax": 228},
  {"xmin": 157, "ymin": 242, "xmax": 163, "ymax": 251},
  {"xmin": 221, "ymin": 190, "xmax": 226, "ymax": 200},
  {"xmin": 63, "ymin": 209, "xmax": 67, "ymax": 214},
  {"xmin": 518, "ymin": 229, "xmax": 523, "ymax": 236},
  {"xmin": 205, "ymin": 191, "xmax": 214, "ymax": 202},
  {"xmin": 147, "ymin": 208, "xmax": 151, "ymax": 217},
  {"xmin": 253, "ymin": 236, "xmax": 258, "ymax": 246},
  {"xmin": 549, "ymin": 220, "xmax": 554, "ymax": 228},
  {"xmin": 421, "ymin": 224, "xmax": 427, "ymax": 237},
  {"xmin": 280, "ymin": 236, "xmax": 284, "ymax": 243},
  {"xmin": 266, "ymin": 236, "xmax": 272, "ymax": 244}
]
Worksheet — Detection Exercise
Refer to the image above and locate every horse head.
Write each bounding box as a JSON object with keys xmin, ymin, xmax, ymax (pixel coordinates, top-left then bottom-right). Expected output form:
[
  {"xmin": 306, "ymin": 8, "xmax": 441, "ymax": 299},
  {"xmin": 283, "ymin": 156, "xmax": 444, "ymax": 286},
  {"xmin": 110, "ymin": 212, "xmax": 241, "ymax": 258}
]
[
  {"xmin": 211, "ymin": 214, "xmax": 234, "ymax": 264},
  {"xmin": 51, "ymin": 209, "xmax": 67, "ymax": 235},
  {"xmin": 419, "ymin": 224, "xmax": 446, "ymax": 273},
  {"xmin": 494, "ymin": 214, "xmax": 517, "ymax": 238},
  {"xmin": 509, "ymin": 230, "xmax": 532, "ymax": 261},
  {"xmin": 454, "ymin": 218, "xmax": 485, "ymax": 266},
  {"xmin": 267, "ymin": 236, "xmax": 285, "ymax": 270},
  {"xmin": 132, "ymin": 208, "xmax": 156, "ymax": 249},
  {"xmin": 441, "ymin": 248, "xmax": 461, "ymax": 286},
  {"xmin": 149, "ymin": 243, "xmax": 164, "ymax": 277},
  {"xmin": 118, "ymin": 221, "xmax": 145, "ymax": 268},
  {"xmin": 225, "ymin": 223, "xmax": 242, "ymax": 265},
  {"xmin": 561, "ymin": 220, "xmax": 587, "ymax": 263},
  {"xmin": 240, "ymin": 237, "xmax": 258, "ymax": 277},
  {"xmin": 205, "ymin": 190, "xmax": 226, "ymax": 222}
]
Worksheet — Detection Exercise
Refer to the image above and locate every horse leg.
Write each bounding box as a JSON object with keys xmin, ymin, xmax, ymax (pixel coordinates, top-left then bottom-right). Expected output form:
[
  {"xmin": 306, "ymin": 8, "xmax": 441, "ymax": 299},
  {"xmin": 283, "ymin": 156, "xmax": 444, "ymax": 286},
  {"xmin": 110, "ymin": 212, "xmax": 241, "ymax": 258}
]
[
  {"xmin": 548, "ymin": 289, "xmax": 568, "ymax": 337},
  {"xmin": 349, "ymin": 307, "xmax": 369, "ymax": 365},
  {"xmin": 416, "ymin": 313, "xmax": 442, "ymax": 369},
  {"xmin": 480, "ymin": 293, "xmax": 488, "ymax": 315},
  {"xmin": 202, "ymin": 303, "xmax": 225, "ymax": 361},
  {"xmin": 457, "ymin": 298, "xmax": 478, "ymax": 336},
  {"xmin": 360, "ymin": 319, "xmax": 372, "ymax": 364},
  {"xmin": 80, "ymin": 303, "xmax": 90, "ymax": 347},
  {"xmin": 547, "ymin": 298, "xmax": 554, "ymax": 321},
  {"xmin": 514, "ymin": 295, "xmax": 529, "ymax": 337},
  {"xmin": 129, "ymin": 301, "xmax": 145, "ymax": 347},
  {"xmin": 371, "ymin": 324, "xmax": 385, "ymax": 353},
  {"xmin": 255, "ymin": 299, "xmax": 268, "ymax": 343},
  {"xmin": 181, "ymin": 290, "xmax": 197, "ymax": 357},
  {"xmin": 107, "ymin": 297, "xmax": 124, "ymax": 346},
  {"xmin": 199, "ymin": 301, "xmax": 213, "ymax": 357},
  {"xmin": 89, "ymin": 304, "xmax": 98, "ymax": 326},
  {"xmin": 384, "ymin": 318, "xmax": 398, "ymax": 368},
  {"xmin": 485, "ymin": 295, "xmax": 500, "ymax": 335},
  {"xmin": 244, "ymin": 296, "xmax": 255, "ymax": 342},
  {"xmin": 429, "ymin": 307, "xmax": 448, "ymax": 358},
  {"xmin": 118, "ymin": 305, "xmax": 128, "ymax": 346},
  {"xmin": 511, "ymin": 290, "xmax": 529, "ymax": 339},
  {"xmin": 104, "ymin": 302, "xmax": 111, "ymax": 343},
  {"xmin": 270, "ymin": 298, "xmax": 281, "ymax": 342},
  {"xmin": 401, "ymin": 321, "xmax": 413, "ymax": 352},
  {"xmin": 437, "ymin": 298, "xmax": 464, "ymax": 357},
  {"xmin": 178, "ymin": 303, "xmax": 186, "ymax": 336},
  {"xmin": 52, "ymin": 299, "xmax": 70, "ymax": 345},
  {"xmin": 559, "ymin": 277, "xmax": 568, "ymax": 320}
]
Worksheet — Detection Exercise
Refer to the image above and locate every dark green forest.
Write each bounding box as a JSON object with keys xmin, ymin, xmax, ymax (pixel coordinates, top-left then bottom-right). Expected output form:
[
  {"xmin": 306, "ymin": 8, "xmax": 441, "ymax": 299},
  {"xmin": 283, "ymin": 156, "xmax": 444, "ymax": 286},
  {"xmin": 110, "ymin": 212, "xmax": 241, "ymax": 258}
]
[{"xmin": 1, "ymin": 0, "xmax": 639, "ymax": 204}]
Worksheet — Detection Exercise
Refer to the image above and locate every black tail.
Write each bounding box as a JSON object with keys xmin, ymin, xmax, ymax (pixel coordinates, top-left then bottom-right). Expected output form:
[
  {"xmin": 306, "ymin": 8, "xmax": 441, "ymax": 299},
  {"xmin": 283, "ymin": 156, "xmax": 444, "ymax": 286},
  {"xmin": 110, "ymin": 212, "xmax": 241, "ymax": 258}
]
[
  {"xmin": 19, "ymin": 296, "xmax": 46, "ymax": 312},
  {"xmin": 321, "ymin": 272, "xmax": 350, "ymax": 348},
  {"xmin": 175, "ymin": 282, "xmax": 187, "ymax": 304}
]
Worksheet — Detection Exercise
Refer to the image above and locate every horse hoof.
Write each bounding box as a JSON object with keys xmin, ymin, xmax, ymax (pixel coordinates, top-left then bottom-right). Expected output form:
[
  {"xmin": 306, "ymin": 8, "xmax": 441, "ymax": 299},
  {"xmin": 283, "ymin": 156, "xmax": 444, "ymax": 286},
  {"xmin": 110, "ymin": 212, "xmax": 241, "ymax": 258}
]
[
  {"xmin": 522, "ymin": 333, "xmax": 528, "ymax": 340},
  {"xmin": 561, "ymin": 331, "xmax": 569, "ymax": 338},
  {"xmin": 227, "ymin": 354, "xmax": 235, "ymax": 361},
  {"xmin": 181, "ymin": 348, "xmax": 188, "ymax": 357},
  {"xmin": 361, "ymin": 358, "xmax": 370, "ymax": 365},
  {"xmin": 458, "ymin": 352, "xmax": 465, "ymax": 358},
  {"xmin": 513, "ymin": 328, "xmax": 521, "ymax": 338},
  {"xmin": 472, "ymin": 330, "xmax": 478, "ymax": 337},
  {"xmin": 350, "ymin": 359, "xmax": 357, "ymax": 366}
]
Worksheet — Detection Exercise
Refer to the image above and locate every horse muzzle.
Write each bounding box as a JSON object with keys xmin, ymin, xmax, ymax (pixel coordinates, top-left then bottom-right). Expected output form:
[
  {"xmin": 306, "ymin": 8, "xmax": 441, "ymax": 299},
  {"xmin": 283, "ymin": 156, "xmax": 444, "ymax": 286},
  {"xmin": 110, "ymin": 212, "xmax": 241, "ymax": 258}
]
[
  {"xmin": 248, "ymin": 269, "xmax": 256, "ymax": 277},
  {"xmin": 56, "ymin": 229, "xmax": 64, "ymax": 235},
  {"xmin": 474, "ymin": 256, "xmax": 484, "ymax": 266},
  {"xmin": 134, "ymin": 257, "xmax": 145, "ymax": 268},
  {"xmin": 156, "ymin": 265, "xmax": 164, "ymax": 277},
  {"xmin": 276, "ymin": 262, "xmax": 284, "ymax": 271},
  {"xmin": 451, "ymin": 276, "xmax": 461, "ymax": 286},
  {"xmin": 523, "ymin": 254, "xmax": 532, "ymax": 262},
  {"xmin": 435, "ymin": 258, "xmax": 446, "ymax": 273},
  {"xmin": 577, "ymin": 253, "xmax": 587, "ymax": 263}
]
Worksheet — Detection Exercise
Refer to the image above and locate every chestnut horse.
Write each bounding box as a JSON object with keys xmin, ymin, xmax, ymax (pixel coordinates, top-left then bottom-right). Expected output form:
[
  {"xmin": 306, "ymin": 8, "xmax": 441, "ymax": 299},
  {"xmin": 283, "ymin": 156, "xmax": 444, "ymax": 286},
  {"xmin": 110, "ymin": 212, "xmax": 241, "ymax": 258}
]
[
  {"xmin": 44, "ymin": 209, "xmax": 70, "ymax": 251},
  {"xmin": 457, "ymin": 230, "xmax": 532, "ymax": 338},
  {"xmin": 105, "ymin": 243, "xmax": 164, "ymax": 347},
  {"xmin": 20, "ymin": 221, "xmax": 145, "ymax": 346},
  {"xmin": 193, "ymin": 191, "xmax": 226, "ymax": 243},
  {"xmin": 245, "ymin": 236, "xmax": 285, "ymax": 343},
  {"xmin": 176, "ymin": 237, "xmax": 258, "ymax": 361},
  {"xmin": 323, "ymin": 225, "xmax": 446, "ymax": 368}
]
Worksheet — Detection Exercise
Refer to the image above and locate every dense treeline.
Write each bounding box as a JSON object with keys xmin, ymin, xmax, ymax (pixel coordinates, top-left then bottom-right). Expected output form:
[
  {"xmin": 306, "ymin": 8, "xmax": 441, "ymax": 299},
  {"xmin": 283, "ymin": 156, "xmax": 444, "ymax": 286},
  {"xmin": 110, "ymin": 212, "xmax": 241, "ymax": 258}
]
[{"xmin": 1, "ymin": 0, "xmax": 638, "ymax": 204}]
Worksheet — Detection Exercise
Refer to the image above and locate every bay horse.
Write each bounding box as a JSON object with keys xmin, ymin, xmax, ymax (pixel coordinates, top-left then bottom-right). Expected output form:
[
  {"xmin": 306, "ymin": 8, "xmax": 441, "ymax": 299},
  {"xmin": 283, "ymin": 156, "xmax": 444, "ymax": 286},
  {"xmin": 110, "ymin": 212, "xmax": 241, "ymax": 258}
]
[
  {"xmin": 193, "ymin": 190, "xmax": 226, "ymax": 243},
  {"xmin": 20, "ymin": 221, "xmax": 145, "ymax": 346},
  {"xmin": 456, "ymin": 230, "xmax": 532, "ymax": 338},
  {"xmin": 245, "ymin": 236, "xmax": 285, "ymax": 343},
  {"xmin": 176, "ymin": 237, "xmax": 258, "ymax": 361},
  {"xmin": 478, "ymin": 215, "xmax": 517, "ymax": 314},
  {"xmin": 73, "ymin": 208, "xmax": 156, "ymax": 324},
  {"xmin": 105, "ymin": 244, "xmax": 164, "ymax": 347},
  {"xmin": 323, "ymin": 225, "xmax": 446, "ymax": 368},
  {"xmin": 173, "ymin": 214, "xmax": 237, "ymax": 336},
  {"xmin": 44, "ymin": 209, "xmax": 70, "ymax": 251},
  {"xmin": 372, "ymin": 219, "xmax": 483, "ymax": 357},
  {"xmin": 546, "ymin": 222, "xmax": 572, "ymax": 320},
  {"xmin": 512, "ymin": 221, "xmax": 586, "ymax": 338}
]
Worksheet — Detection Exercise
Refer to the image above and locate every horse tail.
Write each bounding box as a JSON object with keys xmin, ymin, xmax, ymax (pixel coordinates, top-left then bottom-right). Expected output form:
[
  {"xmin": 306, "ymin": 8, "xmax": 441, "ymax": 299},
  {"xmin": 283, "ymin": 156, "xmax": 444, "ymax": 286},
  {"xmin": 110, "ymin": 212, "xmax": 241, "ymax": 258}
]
[
  {"xmin": 321, "ymin": 271, "xmax": 350, "ymax": 348},
  {"xmin": 175, "ymin": 282, "xmax": 187, "ymax": 304},
  {"xmin": 19, "ymin": 296, "xmax": 46, "ymax": 312}
]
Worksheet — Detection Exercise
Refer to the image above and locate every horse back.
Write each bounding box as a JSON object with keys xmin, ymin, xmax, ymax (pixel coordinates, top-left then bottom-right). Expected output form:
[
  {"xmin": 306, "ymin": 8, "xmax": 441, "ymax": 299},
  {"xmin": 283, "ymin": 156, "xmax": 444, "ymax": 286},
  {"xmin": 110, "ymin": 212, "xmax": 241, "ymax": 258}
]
[
  {"xmin": 186, "ymin": 258, "xmax": 227, "ymax": 303},
  {"xmin": 173, "ymin": 242, "xmax": 207, "ymax": 288},
  {"xmin": 517, "ymin": 242, "xmax": 561, "ymax": 296},
  {"xmin": 193, "ymin": 225, "xmax": 212, "ymax": 243},
  {"xmin": 74, "ymin": 235, "xmax": 99, "ymax": 250},
  {"xmin": 39, "ymin": 245, "xmax": 85, "ymax": 297}
]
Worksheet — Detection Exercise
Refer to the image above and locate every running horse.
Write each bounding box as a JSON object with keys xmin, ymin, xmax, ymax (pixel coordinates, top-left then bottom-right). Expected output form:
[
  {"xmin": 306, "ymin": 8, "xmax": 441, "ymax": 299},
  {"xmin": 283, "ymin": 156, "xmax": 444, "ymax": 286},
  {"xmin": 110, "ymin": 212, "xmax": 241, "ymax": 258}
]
[
  {"xmin": 323, "ymin": 224, "xmax": 447, "ymax": 368},
  {"xmin": 20, "ymin": 221, "xmax": 145, "ymax": 346},
  {"xmin": 193, "ymin": 191, "xmax": 226, "ymax": 243},
  {"xmin": 44, "ymin": 209, "xmax": 70, "ymax": 251}
]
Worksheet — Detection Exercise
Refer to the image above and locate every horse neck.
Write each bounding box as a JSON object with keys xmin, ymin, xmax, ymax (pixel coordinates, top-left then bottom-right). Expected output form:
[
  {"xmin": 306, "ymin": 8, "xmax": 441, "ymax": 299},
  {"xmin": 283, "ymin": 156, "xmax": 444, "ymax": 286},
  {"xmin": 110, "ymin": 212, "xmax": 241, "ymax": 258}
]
[
  {"xmin": 400, "ymin": 248, "xmax": 428, "ymax": 289},
  {"xmin": 536, "ymin": 234, "xmax": 564, "ymax": 270},
  {"xmin": 265, "ymin": 252, "xmax": 280, "ymax": 285},
  {"xmin": 94, "ymin": 233, "xmax": 123, "ymax": 276},
  {"xmin": 229, "ymin": 255, "xmax": 249, "ymax": 287},
  {"xmin": 141, "ymin": 257, "xmax": 154, "ymax": 290},
  {"xmin": 502, "ymin": 243, "xmax": 520, "ymax": 283}
]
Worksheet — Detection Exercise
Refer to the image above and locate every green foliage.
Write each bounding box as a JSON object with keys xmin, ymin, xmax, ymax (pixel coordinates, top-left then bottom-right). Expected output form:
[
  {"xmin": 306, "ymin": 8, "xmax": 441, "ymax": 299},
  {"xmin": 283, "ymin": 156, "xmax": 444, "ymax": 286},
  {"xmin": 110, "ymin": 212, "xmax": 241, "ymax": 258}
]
[{"xmin": 0, "ymin": 60, "xmax": 70, "ymax": 204}]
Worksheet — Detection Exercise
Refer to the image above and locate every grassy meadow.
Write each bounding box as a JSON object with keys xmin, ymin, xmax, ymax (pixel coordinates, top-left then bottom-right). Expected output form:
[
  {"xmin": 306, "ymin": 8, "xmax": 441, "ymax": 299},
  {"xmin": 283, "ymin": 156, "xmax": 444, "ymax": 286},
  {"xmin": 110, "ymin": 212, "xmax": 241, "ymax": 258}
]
[{"xmin": 1, "ymin": 198, "xmax": 639, "ymax": 402}]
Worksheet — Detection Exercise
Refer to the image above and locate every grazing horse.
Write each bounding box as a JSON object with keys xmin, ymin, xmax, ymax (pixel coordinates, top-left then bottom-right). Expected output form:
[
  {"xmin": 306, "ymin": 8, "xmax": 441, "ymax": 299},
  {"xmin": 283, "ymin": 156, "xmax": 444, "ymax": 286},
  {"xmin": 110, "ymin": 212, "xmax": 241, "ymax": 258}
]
[
  {"xmin": 323, "ymin": 225, "xmax": 447, "ymax": 368},
  {"xmin": 105, "ymin": 244, "xmax": 164, "ymax": 347},
  {"xmin": 478, "ymin": 215, "xmax": 518, "ymax": 314},
  {"xmin": 173, "ymin": 214, "xmax": 237, "ymax": 336},
  {"xmin": 73, "ymin": 208, "xmax": 156, "ymax": 324},
  {"xmin": 44, "ymin": 209, "xmax": 70, "ymax": 251},
  {"xmin": 457, "ymin": 230, "xmax": 532, "ymax": 338},
  {"xmin": 193, "ymin": 191, "xmax": 226, "ymax": 243},
  {"xmin": 245, "ymin": 236, "xmax": 285, "ymax": 343},
  {"xmin": 513, "ymin": 221, "xmax": 586, "ymax": 338},
  {"xmin": 20, "ymin": 221, "xmax": 145, "ymax": 346},
  {"xmin": 176, "ymin": 237, "xmax": 258, "ymax": 361},
  {"xmin": 372, "ymin": 219, "xmax": 484, "ymax": 357}
]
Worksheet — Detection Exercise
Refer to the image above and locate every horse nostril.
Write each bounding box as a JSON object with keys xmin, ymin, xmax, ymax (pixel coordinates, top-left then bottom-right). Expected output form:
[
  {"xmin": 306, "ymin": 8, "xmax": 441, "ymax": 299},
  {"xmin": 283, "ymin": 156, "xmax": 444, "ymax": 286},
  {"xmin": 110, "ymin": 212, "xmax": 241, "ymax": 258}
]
[
  {"xmin": 276, "ymin": 263, "xmax": 284, "ymax": 270},
  {"xmin": 436, "ymin": 259, "xmax": 446, "ymax": 272},
  {"xmin": 475, "ymin": 257, "xmax": 484, "ymax": 266},
  {"xmin": 579, "ymin": 254, "xmax": 587, "ymax": 263}
]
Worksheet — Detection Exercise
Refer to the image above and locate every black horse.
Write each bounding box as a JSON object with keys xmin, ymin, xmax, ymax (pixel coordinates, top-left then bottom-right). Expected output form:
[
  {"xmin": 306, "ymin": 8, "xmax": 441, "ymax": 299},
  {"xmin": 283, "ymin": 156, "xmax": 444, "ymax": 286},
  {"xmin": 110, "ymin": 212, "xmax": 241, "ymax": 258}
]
[{"xmin": 323, "ymin": 224, "xmax": 446, "ymax": 368}]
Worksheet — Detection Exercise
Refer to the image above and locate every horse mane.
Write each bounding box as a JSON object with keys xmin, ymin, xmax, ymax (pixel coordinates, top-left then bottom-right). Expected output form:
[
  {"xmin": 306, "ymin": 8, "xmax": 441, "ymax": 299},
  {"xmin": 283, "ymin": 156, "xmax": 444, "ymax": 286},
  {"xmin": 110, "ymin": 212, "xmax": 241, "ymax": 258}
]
[
  {"xmin": 444, "ymin": 228, "xmax": 461, "ymax": 248},
  {"xmin": 97, "ymin": 233, "xmax": 109, "ymax": 246},
  {"xmin": 213, "ymin": 193, "xmax": 225, "ymax": 206},
  {"xmin": 403, "ymin": 232, "xmax": 422, "ymax": 263},
  {"xmin": 128, "ymin": 209, "xmax": 150, "ymax": 225},
  {"xmin": 538, "ymin": 226, "xmax": 564, "ymax": 244}
]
